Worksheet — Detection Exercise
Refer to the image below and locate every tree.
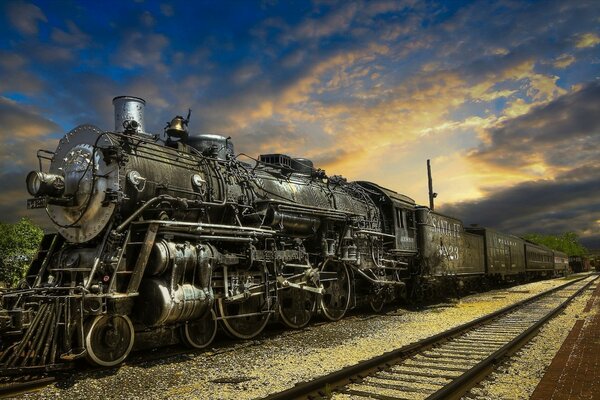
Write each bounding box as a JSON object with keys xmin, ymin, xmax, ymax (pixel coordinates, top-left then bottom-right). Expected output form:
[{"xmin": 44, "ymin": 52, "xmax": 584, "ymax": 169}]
[
  {"xmin": 0, "ymin": 218, "xmax": 44, "ymax": 288},
  {"xmin": 522, "ymin": 232, "xmax": 588, "ymax": 256}
]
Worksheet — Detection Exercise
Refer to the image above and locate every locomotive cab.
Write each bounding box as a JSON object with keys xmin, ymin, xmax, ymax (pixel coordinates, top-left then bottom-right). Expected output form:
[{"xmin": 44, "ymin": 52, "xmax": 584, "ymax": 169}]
[{"xmin": 355, "ymin": 182, "xmax": 417, "ymax": 255}]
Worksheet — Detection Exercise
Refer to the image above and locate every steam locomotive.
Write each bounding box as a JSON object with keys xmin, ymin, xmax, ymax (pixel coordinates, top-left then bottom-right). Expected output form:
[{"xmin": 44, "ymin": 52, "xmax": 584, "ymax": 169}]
[{"xmin": 0, "ymin": 96, "xmax": 568, "ymax": 372}]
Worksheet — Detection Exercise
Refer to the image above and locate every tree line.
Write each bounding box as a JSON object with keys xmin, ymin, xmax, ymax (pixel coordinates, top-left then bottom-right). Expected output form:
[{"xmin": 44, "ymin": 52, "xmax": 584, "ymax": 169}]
[
  {"xmin": 522, "ymin": 232, "xmax": 588, "ymax": 256},
  {"xmin": 0, "ymin": 218, "xmax": 43, "ymax": 288}
]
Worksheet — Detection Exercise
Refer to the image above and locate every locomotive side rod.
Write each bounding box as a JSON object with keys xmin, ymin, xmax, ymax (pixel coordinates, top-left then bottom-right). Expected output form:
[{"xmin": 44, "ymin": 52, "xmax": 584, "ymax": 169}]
[{"xmin": 352, "ymin": 267, "xmax": 407, "ymax": 286}]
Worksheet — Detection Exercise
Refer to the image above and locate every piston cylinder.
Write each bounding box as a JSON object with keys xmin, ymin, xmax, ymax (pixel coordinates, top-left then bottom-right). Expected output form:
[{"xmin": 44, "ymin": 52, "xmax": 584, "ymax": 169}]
[
  {"xmin": 138, "ymin": 241, "xmax": 215, "ymax": 327},
  {"xmin": 137, "ymin": 279, "xmax": 210, "ymax": 327},
  {"xmin": 146, "ymin": 240, "xmax": 197, "ymax": 277}
]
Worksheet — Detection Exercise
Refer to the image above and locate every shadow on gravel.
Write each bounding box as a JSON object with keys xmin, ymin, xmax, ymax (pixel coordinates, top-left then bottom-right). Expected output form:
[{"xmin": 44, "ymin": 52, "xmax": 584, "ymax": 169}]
[{"xmin": 54, "ymin": 365, "xmax": 120, "ymax": 390}]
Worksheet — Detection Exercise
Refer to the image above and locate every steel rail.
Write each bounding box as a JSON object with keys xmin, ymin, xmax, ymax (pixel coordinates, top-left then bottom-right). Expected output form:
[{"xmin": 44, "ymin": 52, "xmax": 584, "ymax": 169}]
[
  {"xmin": 427, "ymin": 275, "xmax": 596, "ymax": 400},
  {"xmin": 262, "ymin": 274, "xmax": 597, "ymax": 400},
  {"xmin": 0, "ymin": 376, "xmax": 55, "ymax": 398}
]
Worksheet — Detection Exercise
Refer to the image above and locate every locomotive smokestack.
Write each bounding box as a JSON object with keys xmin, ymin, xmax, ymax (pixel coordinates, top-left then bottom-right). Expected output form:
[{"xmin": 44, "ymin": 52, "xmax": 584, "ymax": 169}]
[{"xmin": 112, "ymin": 96, "xmax": 146, "ymax": 134}]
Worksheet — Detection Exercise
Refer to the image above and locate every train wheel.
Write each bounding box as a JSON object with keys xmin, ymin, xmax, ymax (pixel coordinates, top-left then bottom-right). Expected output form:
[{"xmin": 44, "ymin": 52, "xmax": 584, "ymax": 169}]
[
  {"xmin": 369, "ymin": 294, "xmax": 385, "ymax": 313},
  {"xmin": 320, "ymin": 262, "xmax": 351, "ymax": 321},
  {"xmin": 85, "ymin": 315, "xmax": 134, "ymax": 367},
  {"xmin": 218, "ymin": 295, "xmax": 270, "ymax": 339},
  {"xmin": 278, "ymin": 288, "xmax": 315, "ymax": 329},
  {"xmin": 181, "ymin": 310, "xmax": 218, "ymax": 349}
]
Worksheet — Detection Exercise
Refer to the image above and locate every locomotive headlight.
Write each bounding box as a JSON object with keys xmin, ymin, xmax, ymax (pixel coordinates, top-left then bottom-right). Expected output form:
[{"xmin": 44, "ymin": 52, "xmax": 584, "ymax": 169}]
[{"xmin": 26, "ymin": 171, "xmax": 65, "ymax": 197}]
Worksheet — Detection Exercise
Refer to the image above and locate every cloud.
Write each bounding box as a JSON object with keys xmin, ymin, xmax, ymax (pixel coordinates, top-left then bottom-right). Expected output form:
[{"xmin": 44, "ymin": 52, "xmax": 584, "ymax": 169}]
[
  {"xmin": 210, "ymin": 1, "xmax": 589, "ymax": 187},
  {"xmin": 0, "ymin": 138, "xmax": 57, "ymax": 231},
  {"xmin": 0, "ymin": 51, "xmax": 43, "ymax": 94},
  {"xmin": 554, "ymin": 54, "xmax": 576, "ymax": 69},
  {"xmin": 0, "ymin": 52, "xmax": 27, "ymax": 70},
  {"xmin": 281, "ymin": 0, "xmax": 414, "ymax": 44},
  {"xmin": 440, "ymin": 82, "xmax": 600, "ymax": 246},
  {"xmin": 6, "ymin": 1, "xmax": 47, "ymax": 36},
  {"xmin": 232, "ymin": 64, "xmax": 263, "ymax": 85},
  {"xmin": 112, "ymin": 32, "xmax": 169, "ymax": 70},
  {"xmin": 51, "ymin": 21, "xmax": 90, "ymax": 49},
  {"xmin": 140, "ymin": 11, "xmax": 155, "ymax": 27},
  {"xmin": 0, "ymin": 182, "xmax": 50, "ymax": 230},
  {"xmin": 0, "ymin": 0, "xmax": 599, "ymax": 248},
  {"xmin": 363, "ymin": 0, "xmax": 412, "ymax": 16},
  {"xmin": 576, "ymin": 32, "xmax": 600, "ymax": 48},
  {"xmin": 470, "ymin": 81, "xmax": 600, "ymax": 172},
  {"xmin": 29, "ymin": 44, "xmax": 75, "ymax": 63},
  {"xmin": 287, "ymin": 3, "xmax": 359, "ymax": 41},
  {"xmin": 439, "ymin": 165, "xmax": 600, "ymax": 246},
  {"xmin": 235, "ymin": 120, "xmax": 306, "ymax": 155},
  {"xmin": 160, "ymin": 4, "xmax": 174, "ymax": 17},
  {"xmin": 0, "ymin": 97, "xmax": 60, "ymax": 140},
  {"xmin": 0, "ymin": 98, "xmax": 59, "ymax": 228}
]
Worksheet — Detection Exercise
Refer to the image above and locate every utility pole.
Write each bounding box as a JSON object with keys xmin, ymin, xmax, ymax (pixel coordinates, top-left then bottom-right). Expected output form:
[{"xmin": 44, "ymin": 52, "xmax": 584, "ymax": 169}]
[{"xmin": 427, "ymin": 159, "xmax": 437, "ymax": 210}]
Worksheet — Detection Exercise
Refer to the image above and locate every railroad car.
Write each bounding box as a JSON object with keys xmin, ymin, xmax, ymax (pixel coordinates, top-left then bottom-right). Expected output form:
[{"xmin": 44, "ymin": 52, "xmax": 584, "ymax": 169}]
[
  {"xmin": 569, "ymin": 256, "xmax": 591, "ymax": 273},
  {"xmin": 524, "ymin": 241, "xmax": 555, "ymax": 275},
  {"xmin": 413, "ymin": 209, "xmax": 485, "ymax": 298},
  {"xmin": 553, "ymin": 251, "xmax": 569, "ymax": 275},
  {"xmin": 0, "ymin": 96, "xmax": 573, "ymax": 373},
  {"xmin": 465, "ymin": 227, "xmax": 525, "ymax": 281}
]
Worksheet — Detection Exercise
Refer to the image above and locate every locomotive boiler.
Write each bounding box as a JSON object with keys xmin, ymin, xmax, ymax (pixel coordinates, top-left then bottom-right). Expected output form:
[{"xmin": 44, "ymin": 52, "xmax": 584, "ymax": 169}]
[{"xmin": 0, "ymin": 96, "xmax": 413, "ymax": 370}]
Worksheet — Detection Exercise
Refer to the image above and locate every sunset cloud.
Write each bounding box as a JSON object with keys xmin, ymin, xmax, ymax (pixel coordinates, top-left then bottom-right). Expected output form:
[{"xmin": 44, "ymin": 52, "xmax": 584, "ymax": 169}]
[
  {"xmin": 0, "ymin": 0, "xmax": 598, "ymax": 248},
  {"xmin": 0, "ymin": 97, "xmax": 59, "ymax": 139},
  {"xmin": 576, "ymin": 33, "xmax": 600, "ymax": 48}
]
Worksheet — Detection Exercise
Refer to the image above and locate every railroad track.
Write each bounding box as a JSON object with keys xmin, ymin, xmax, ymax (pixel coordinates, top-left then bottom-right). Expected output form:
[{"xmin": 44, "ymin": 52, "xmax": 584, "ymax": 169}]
[
  {"xmin": 0, "ymin": 375, "xmax": 55, "ymax": 398},
  {"xmin": 264, "ymin": 274, "xmax": 598, "ymax": 400}
]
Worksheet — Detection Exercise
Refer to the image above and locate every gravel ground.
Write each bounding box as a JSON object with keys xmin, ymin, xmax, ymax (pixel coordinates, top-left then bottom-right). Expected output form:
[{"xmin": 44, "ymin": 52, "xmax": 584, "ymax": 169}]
[{"xmin": 16, "ymin": 275, "xmax": 591, "ymax": 400}]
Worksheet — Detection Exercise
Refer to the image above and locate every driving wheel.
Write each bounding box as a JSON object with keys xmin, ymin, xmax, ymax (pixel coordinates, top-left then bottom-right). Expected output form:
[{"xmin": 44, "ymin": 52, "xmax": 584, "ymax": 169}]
[
  {"xmin": 217, "ymin": 294, "xmax": 270, "ymax": 339},
  {"xmin": 278, "ymin": 287, "xmax": 315, "ymax": 329},
  {"xmin": 320, "ymin": 262, "xmax": 351, "ymax": 321},
  {"xmin": 181, "ymin": 310, "xmax": 218, "ymax": 349}
]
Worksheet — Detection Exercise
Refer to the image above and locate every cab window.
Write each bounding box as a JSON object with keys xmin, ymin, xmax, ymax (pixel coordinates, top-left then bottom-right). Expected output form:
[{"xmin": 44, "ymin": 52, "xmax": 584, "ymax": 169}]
[{"xmin": 395, "ymin": 208, "xmax": 405, "ymax": 228}]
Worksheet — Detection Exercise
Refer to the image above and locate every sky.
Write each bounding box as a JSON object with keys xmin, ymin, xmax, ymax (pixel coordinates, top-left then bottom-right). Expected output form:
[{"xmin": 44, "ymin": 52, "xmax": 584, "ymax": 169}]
[{"xmin": 0, "ymin": 0, "xmax": 598, "ymax": 248}]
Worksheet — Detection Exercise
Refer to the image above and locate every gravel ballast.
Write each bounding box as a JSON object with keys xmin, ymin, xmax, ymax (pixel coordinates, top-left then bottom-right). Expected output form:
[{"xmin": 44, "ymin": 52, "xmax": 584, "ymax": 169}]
[{"xmin": 20, "ymin": 275, "xmax": 592, "ymax": 400}]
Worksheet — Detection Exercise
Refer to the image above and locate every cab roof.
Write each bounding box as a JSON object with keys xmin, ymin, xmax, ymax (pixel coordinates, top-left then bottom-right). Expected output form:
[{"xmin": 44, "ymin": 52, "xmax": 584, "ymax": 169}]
[{"xmin": 355, "ymin": 181, "xmax": 415, "ymax": 208}]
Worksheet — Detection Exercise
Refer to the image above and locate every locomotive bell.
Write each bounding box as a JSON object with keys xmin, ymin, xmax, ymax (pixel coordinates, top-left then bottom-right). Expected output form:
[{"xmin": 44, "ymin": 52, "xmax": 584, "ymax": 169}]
[{"xmin": 166, "ymin": 115, "xmax": 189, "ymax": 140}]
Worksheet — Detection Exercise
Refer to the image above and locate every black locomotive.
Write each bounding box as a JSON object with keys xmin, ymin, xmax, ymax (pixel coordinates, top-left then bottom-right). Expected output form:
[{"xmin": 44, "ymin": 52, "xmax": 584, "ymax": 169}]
[{"xmin": 0, "ymin": 96, "xmax": 568, "ymax": 371}]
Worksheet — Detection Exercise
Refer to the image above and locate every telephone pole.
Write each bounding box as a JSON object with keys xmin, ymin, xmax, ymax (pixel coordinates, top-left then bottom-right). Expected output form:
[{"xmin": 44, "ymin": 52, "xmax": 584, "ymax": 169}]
[{"xmin": 427, "ymin": 159, "xmax": 437, "ymax": 210}]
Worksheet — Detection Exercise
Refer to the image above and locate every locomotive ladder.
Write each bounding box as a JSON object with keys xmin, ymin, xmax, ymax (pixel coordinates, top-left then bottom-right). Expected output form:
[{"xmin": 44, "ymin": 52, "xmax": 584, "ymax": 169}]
[
  {"xmin": 27, "ymin": 234, "xmax": 64, "ymax": 288},
  {"xmin": 109, "ymin": 223, "xmax": 159, "ymax": 295}
]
